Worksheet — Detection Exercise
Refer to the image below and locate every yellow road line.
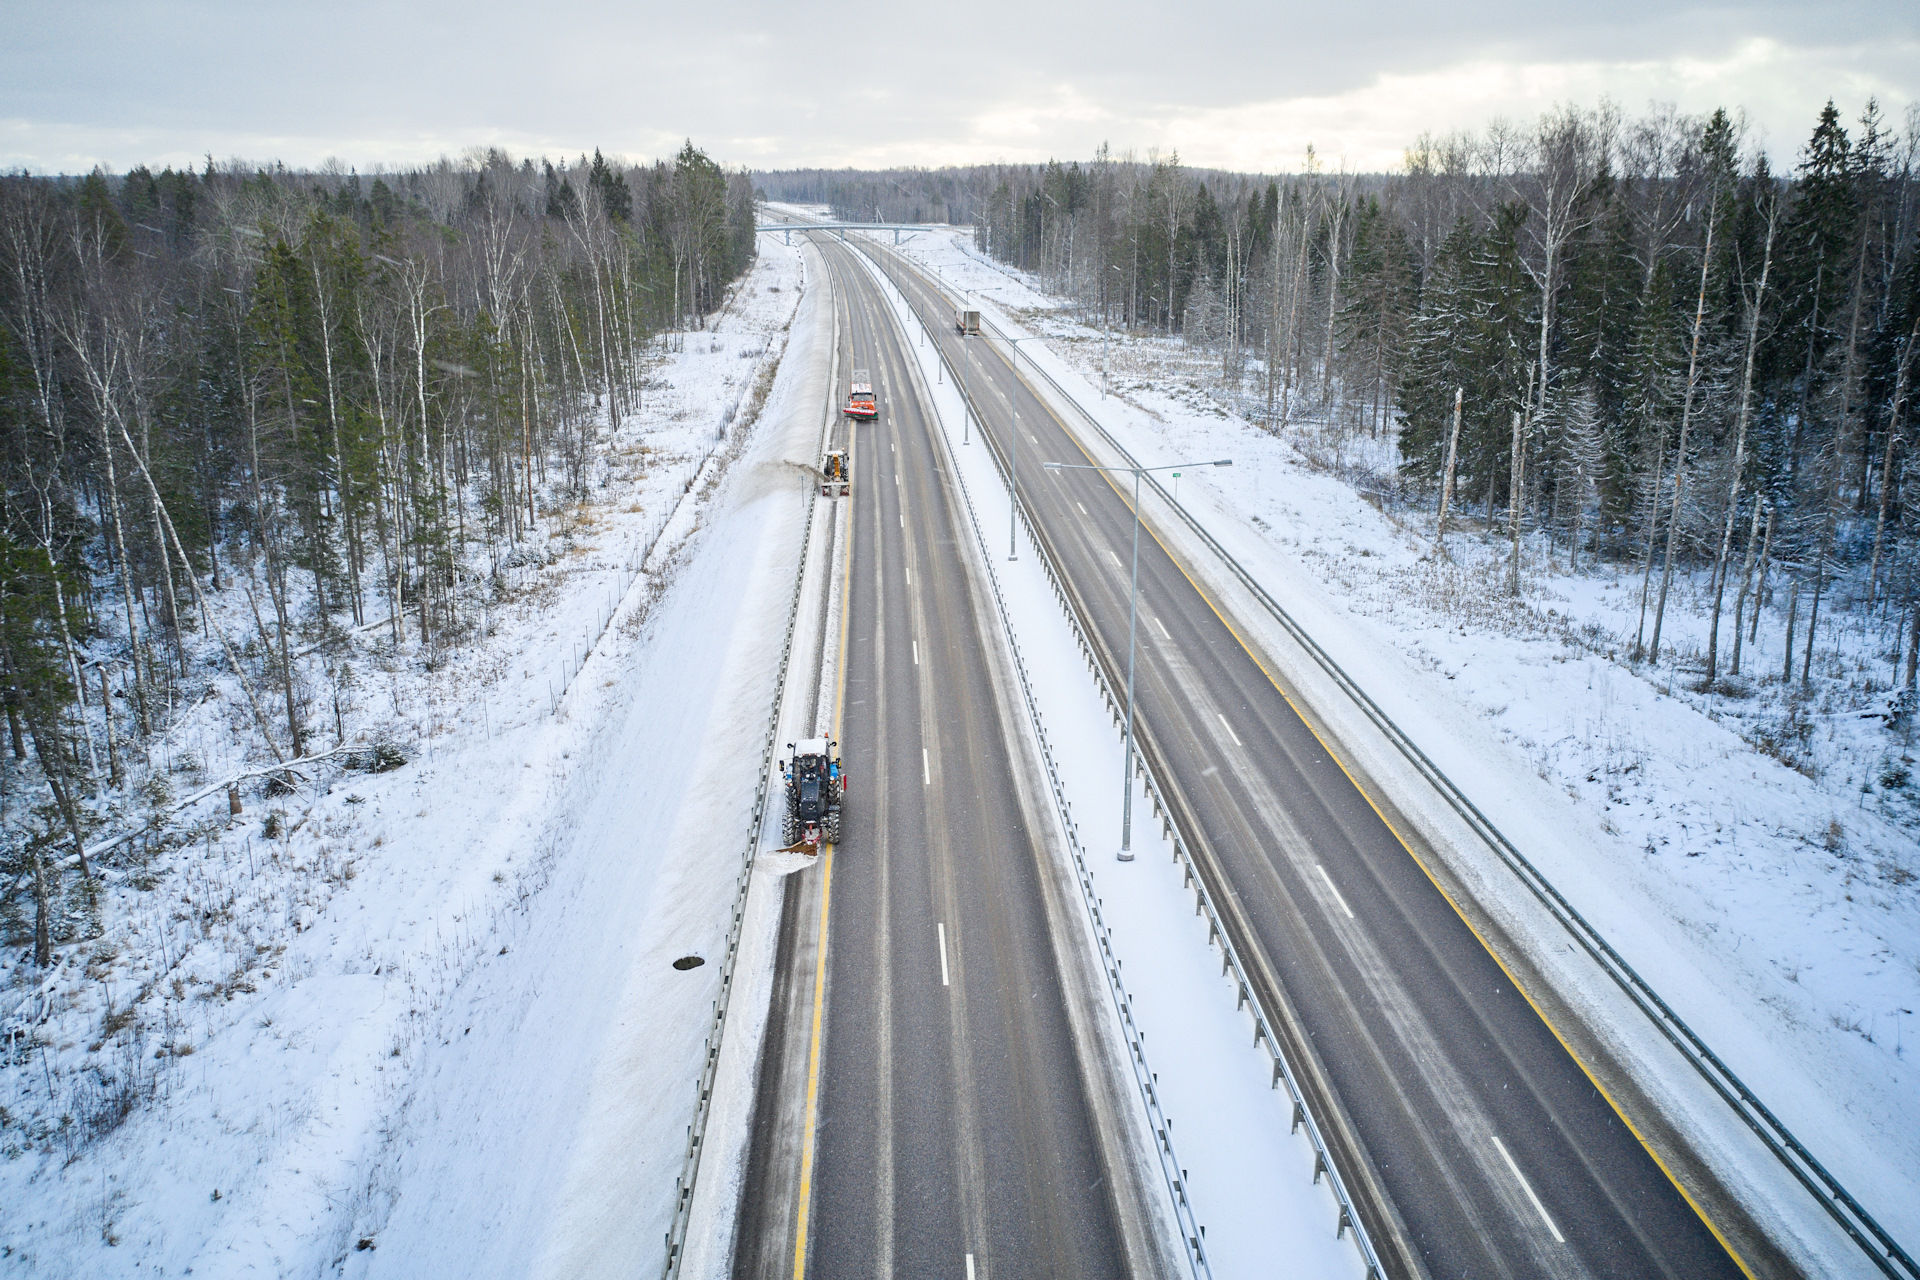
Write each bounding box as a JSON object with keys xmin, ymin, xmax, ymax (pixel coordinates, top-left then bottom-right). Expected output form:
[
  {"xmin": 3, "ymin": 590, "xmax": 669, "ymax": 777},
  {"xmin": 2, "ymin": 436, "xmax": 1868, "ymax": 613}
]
[
  {"xmin": 793, "ymin": 389, "xmax": 860, "ymax": 1280},
  {"xmin": 789, "ymin": 843, "xmax": 834, "ymax": 1279},
  {"xmin": 1012, "ymin": 355, "xmax": 1758, "ymax": 1279}
]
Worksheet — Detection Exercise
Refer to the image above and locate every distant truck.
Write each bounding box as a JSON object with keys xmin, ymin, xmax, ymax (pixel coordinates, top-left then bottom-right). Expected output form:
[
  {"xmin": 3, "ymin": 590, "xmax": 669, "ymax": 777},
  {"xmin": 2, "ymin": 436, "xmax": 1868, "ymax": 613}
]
[
  {"xmin": 845, "ymin": 370, "xmax": 877, "ymax": 420},
  {"xmin": 953, "ymin": 306, "xmax": 980, "ymax": 335}
]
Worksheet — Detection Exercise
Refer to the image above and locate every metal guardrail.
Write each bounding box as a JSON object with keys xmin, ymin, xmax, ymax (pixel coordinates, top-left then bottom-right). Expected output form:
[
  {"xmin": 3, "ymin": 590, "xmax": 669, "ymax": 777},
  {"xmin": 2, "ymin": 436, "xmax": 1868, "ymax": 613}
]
[
  {"xmin": 660, "ymin": 251, "xmax": 837, "ymax": 1279},
  {"xmin": 858, "ymin": 235, "xmax": 1916, "ymax": 1280},
  {"xmin": 864, "ymin": 251, "xmax": 1216, "ymax": 1280}
]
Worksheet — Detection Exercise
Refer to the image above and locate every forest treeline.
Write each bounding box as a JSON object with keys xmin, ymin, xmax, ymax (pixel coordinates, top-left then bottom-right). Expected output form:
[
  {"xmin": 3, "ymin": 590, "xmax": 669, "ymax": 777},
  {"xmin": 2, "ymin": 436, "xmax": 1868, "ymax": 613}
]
[
  {"xmin": 765, "ymin": 101, "xmax": 1920, "ymax": 690},
  {"xmin": 0, "ymin": 143, "xmax": 756, "ymax": 964}
]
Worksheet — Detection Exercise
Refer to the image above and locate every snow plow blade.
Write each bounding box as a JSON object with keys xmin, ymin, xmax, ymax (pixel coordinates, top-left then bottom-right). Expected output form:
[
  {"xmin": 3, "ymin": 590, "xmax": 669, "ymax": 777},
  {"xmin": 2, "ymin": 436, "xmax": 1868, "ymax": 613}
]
[{"xmin": 773, "ymin": 824, "xmax": 822, "ymax": 856}]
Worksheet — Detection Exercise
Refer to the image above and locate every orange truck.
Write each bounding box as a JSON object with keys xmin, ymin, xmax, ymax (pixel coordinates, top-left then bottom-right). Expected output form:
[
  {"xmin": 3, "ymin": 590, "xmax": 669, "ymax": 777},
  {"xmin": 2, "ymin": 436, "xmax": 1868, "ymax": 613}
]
[{"xmin": 845, "ymin": 369, "xmax": 877, "ymax": 420}]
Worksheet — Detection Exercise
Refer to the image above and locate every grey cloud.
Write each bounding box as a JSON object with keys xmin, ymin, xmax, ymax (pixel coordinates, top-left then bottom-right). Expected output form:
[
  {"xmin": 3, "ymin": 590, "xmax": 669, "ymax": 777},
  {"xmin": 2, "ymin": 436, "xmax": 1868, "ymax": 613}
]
[{"xmin": 2, "ymin": 0, "xmax": 1914, "ymax": 171}]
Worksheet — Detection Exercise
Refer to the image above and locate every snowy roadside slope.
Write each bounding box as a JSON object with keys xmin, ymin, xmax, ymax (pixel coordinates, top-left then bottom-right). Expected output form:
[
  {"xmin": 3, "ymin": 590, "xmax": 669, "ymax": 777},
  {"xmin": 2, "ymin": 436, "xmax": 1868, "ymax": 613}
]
[
  {"xmin": 873, "ymin": 228, "xmax": 1919, "ymax": 1267},
  {"xmin": 360, "ymin": 242, "xmax": 827, "ymax": 1280},
  {"xmin": 0, "ymin": 238, "xmax": 815, "ymax": 1279}
]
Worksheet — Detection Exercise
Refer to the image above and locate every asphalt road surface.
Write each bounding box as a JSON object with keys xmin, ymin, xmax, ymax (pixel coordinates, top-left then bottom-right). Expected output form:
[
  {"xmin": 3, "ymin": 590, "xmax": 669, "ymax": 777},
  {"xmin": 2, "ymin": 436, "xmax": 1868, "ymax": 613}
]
[
  {"xmin": 865, "ymin": 240, "xmax": 1751, "ymax": 1280},
  {"xmin": 733, "ymin": 236, "xmax": 1169, "ymax": 1280}
]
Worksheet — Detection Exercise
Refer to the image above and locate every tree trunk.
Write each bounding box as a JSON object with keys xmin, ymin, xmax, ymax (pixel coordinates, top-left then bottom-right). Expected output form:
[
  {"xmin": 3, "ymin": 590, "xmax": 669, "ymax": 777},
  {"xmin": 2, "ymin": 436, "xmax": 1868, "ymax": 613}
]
[
  {"xmin": 1868, "ymin": 319, "xmax": 1917, "ymax": 605},
  {"xmin": 1508, "ymin": 409, "xmax": 1525, "ymax": 594},
  {"xmin": 1907, "ymin": 598, "xmax": 1919, "ymax": 690},
  {"xmin": 1706, "ymin": 209, "xmax": 1773, "ymax": 681},
  {"xmin": 1802, "ymin": 529, "xmax": 1829, "ymax": 689},
  {"xmin": 1729, "ymin": 501, "xmax": 1766, "ymax": 677},
  {"xmin": 312, "ymin": 256, "xmax": 364, "ymax": 625},
  {"xmin": 244, "ymin": 373, "xmax": 303, "ymax": 757},
  {"xmin": 1436, "ymin": 386, "xmax": 1463, "ymax": 553},
  {"xmin": 1634, "ymin": 432, "xmax": 1669, "ymax": 657},
  {"xmin": 97, "ymin": 419, "xmax": 150, "ymax": 734},
  {"xmin": 1749, "ymin": 509, "xmax": 1774, "ymax": 647},
  {"xmin": 99, "ymin": 665, "xmax": 121, "ymax": 787},
  {"xmin": 1319, "ymin": 198, "xmax": 1345, "ymax": 406},
  {"xmin": 1650, "ymin": 206, "xmax": 1717, "ymax": 663},
  {"xmin": 152, "ymin": 506, "xmax": 184, "ymax": 677},
  {"xmin": 117, "ymin": 419, "xmax": 287, "ymax": 763},
  {"xmin": 1782, "ymin": 575, "xmax": 1800, "ymax": 682},
  {"xmin": 30, "ymin": 842, "xmax": 51, "ymax": 967},
  {"xmin": 23, "ymin": 708, "xmax": 90, "ymax": 882},
  {"xmin": 1279, "ymin": 205, "xmax": 1311, "ymax": 430}
]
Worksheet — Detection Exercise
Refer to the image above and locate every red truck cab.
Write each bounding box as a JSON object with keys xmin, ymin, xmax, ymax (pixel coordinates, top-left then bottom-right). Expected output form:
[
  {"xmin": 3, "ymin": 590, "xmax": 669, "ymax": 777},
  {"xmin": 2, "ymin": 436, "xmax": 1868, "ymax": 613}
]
[{"xmin": 845, "ymin": 371, "xmax": 877, "ymax": 420}]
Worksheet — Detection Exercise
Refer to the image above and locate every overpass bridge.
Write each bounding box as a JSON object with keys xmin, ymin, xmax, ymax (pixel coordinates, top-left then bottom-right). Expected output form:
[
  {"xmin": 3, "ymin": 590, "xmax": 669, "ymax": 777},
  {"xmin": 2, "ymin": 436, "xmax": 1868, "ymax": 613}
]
[{"xmin": 757, "ymin": 222, "xmax": 956, "ymax": 245}]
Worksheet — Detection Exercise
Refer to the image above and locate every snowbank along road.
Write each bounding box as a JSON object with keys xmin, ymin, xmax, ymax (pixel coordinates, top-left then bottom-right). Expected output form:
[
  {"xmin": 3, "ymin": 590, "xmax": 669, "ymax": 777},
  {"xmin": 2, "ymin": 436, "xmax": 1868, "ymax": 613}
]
[
  {"xmin": 851, "ymin": 236, "xmax": 1764, "ymax": 1280},
  {"xmin": 731, "ymin": 234, "xmax": 1178, "ymax": 1278}
]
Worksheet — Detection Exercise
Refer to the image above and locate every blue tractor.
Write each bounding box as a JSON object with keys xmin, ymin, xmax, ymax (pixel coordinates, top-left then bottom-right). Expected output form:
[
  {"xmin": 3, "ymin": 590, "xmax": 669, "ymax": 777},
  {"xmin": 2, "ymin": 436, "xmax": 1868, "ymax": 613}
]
[{"xmin": 780, "ymin": 738, "xmax": 844, "ymax": 851}]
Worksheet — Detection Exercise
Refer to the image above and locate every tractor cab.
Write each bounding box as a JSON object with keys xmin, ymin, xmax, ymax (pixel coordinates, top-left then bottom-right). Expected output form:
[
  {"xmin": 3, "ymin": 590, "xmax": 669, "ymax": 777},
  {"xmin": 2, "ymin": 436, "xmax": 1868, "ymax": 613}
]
[
  {"xmin": 821, "ymin": 450, "xmax": 849, "ymax": 498},
  {"xmin": 780, "ymin": 738, "xmax": 845, "ymax": 852}
]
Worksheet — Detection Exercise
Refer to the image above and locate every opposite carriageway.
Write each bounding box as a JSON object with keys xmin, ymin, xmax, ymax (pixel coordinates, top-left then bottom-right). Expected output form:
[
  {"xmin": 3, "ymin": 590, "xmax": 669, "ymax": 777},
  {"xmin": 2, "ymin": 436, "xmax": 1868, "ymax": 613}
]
[{"xmin": 853, "ymin": 231, "xmax": 1764, "ymax": 1280}]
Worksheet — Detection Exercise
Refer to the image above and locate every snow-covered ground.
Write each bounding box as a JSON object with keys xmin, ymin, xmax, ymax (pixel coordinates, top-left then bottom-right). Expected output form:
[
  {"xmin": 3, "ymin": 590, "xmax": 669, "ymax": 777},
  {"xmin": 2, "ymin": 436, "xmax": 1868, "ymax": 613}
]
[
  {"xmin": 864, "ymin": 222, "xmax": 1920, "ymax": 1267},
  {"xmin": 0, "ymin": 235, "xmax": 821, "ymax": 1278}
]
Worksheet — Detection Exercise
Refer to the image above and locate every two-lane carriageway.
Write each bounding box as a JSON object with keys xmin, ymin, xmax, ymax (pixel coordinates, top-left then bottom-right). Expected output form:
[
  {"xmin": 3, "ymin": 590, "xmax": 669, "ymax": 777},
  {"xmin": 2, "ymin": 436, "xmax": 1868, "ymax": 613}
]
[
  {"xmin": 732, "ymin": 233, "xmax": 1172, "ymax": 1280},
  {"xmin": 867, "ymin": 236, "xmax": 1755, "ymax": 1280}
]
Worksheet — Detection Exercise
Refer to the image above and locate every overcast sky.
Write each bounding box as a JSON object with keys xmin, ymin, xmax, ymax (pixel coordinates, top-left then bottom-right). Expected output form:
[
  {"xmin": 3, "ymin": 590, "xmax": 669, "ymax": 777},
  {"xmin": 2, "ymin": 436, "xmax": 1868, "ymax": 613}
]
[{"xmin": 3, "ymin": 1, "xmax": 1915, "ymax": 176}]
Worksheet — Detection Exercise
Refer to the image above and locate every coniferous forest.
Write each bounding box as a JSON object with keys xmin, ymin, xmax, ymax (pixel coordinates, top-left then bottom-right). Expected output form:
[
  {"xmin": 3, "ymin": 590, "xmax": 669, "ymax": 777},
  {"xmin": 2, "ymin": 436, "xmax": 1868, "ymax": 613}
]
[
  {"xmin": 0, "ymin": 145, "xmax": 756, "ymax": 966},
  {"xmin": 763, "ymin": 100, "xmax": 1920, "ymax": 695}
]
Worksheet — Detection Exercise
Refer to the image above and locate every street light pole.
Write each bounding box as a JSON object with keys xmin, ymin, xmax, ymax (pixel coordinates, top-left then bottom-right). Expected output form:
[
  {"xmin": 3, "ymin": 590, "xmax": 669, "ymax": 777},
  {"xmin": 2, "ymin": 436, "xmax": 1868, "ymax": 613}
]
[
  {"xmin": 962, "ymin": 331, "xmax": 973, "ymax": 445},
  {"xmin": 1046, "ymin": 457, "xmax": 1232, "ymax": 859},
  {"xmin": 1004, "ymin": 336, "xmax": 1039, "ymax": 561}
]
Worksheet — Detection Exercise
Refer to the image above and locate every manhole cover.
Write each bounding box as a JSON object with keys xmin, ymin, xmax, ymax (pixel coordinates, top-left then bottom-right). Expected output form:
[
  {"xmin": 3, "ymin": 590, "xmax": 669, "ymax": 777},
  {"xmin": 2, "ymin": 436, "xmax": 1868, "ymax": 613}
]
[{"xmin": 672, "ymin": 955, "xmax": 706, "ymax": 971}]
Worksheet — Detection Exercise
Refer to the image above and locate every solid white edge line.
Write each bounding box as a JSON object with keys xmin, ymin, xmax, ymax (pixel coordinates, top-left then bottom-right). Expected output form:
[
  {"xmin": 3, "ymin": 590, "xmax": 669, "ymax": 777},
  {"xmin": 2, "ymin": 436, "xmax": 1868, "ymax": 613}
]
[
  {"xmin": 923, "ymin": 748, "xmax": 930, "ymax": 786},
  {"xmin": 1216, "ymin": 711, "xmax": 1243, "ymax": 747},
  {"xmin": 938, "ymin": 922, "xmax": 950, "ymax": 986},
  {"xmin": 1491, "ymin": 1135, "xmax": 1565, "ymax": 1243},
  {"xmin": 1314, "ymin": 863, "xmax": 1357, "ymax": 920}
]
